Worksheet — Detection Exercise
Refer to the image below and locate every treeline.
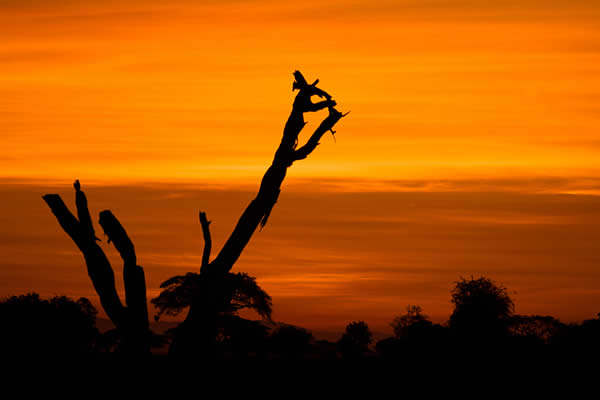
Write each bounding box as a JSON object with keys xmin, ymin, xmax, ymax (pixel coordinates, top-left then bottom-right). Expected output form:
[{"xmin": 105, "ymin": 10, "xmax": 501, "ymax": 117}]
[{"xmin": 1, "ymin": 276, "xmax": 599, "ymax": 360}]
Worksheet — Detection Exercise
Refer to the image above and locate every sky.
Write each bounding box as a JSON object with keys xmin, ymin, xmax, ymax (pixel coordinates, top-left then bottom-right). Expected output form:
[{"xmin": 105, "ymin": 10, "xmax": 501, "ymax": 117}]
[{"xmin": 1, "ymin": 0, "xmax": 600, "ymax": 333}]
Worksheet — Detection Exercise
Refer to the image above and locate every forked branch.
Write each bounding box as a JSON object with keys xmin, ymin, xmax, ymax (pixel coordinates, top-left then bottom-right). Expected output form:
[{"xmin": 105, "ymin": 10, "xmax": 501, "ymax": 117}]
[
  {"xmin": 43, "ymin": 182, "xmax": 150, "ymax": 354},
  {"xmin": 200, "ymin": 71, "xmax": 347, "ymax": 277}
]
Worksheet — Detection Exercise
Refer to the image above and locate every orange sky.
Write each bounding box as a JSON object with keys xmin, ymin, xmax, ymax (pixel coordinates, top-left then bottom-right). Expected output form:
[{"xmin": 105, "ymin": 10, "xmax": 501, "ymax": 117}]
[
  {"xmin": 2, "ymin": 0, "xmax": 600, "ymax": 184},
  {"xmin": 2, "ymin": 1, "xmax": 600, "ymax": 334}
]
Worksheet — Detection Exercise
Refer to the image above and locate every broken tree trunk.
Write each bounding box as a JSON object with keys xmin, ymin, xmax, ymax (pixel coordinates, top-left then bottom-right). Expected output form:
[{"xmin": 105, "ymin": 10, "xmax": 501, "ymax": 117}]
[
  {"xmin": 205, "ymin": 70, "xmax": 346, "ymax": 276},
  {"xmin": 43, "ymin": 181, "xmax": 150, "ymax": 356},
  {"xmin": 170, "ymin": 71, "xmax": 347, "ymax": 356}
]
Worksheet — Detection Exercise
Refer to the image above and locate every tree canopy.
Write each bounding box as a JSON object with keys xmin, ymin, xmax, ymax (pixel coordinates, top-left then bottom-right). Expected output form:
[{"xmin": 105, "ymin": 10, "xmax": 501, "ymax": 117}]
[{"xmin": 449, "ymin": 276, "xmax": 514, "ymax": 341}]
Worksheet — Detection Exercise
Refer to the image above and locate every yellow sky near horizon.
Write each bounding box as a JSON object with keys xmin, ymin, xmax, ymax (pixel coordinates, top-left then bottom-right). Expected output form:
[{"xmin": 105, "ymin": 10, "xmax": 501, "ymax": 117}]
[{"xmin": 2, "ymin": 0, "xmax": 600, "ymax": 187}]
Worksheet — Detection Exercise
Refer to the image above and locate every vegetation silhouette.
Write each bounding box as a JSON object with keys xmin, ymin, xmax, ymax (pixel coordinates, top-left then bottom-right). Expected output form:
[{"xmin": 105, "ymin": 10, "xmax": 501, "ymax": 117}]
[
  {"xmin": 391, "ymin": 305, "xmax": 429, "ymax": 338},
  {"xmin": 337, "ymin": 321, "xmax": 373, "ymax": 359},
  {"xmin": 43, "ymin": 71, "xmax": 348, "ymax": 358},
  {"xmin": 509, "ymin": 314, "xmax": 565, "ymax": 346},
  {"xmin": 4, "ymin": 276, "xmax": 600, "ymax": 359},
  {"xmin": 377, "ymin": 305, "xmax": 448, "ymax": 359},
  {"xmin": 448, "ymin": 276, "xmax": 514, "ymax": 346},
  {"xmin": 0, "ymin": 293, "xmax": 98, "ymax": 358},
  {"xmin": 268, "ymin": 324, "xmax": 314, "ymax": 360}
]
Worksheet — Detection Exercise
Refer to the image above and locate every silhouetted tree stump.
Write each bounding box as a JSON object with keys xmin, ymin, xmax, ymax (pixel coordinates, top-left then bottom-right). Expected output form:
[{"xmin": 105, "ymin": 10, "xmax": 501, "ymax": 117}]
[{"xmin": 43, "ymin": 181, "xmax": 151, "ymax": 356}]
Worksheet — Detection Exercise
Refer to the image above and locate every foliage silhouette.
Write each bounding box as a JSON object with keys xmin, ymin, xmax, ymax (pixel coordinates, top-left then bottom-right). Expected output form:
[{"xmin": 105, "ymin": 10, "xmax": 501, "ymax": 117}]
[
  {"xmin": 216, "ymin": 315, "xmax": 271, "ymax": 359},
  {"xmin": 151, "ymin": 271, "xmax": 272, "ymax": 322},
  {"xmin": 448, "ymin": 276, "xmax": 514, "ymax": 344},
  {"xmin": 269, "ymin": 324, "xmax": 314, "ymax": 359},
  {"xmin": 509, "ymin": 314, "xmax": 566, "ymax": 346},
  {"xmin": 337, "ymin": 320, "xmax": 373, "ymax": 359},
  {"xmin": 5, "ymin": 276, "xmax": 600, "ymax": 359},
  {"xmin": 377, "ymin": 305, "xmax": 448, "ymax": 359},
  {"xmin": 151, "ymin": 271, "xmax": 272, "ymax": 359},
  {"xmin": 0, "ymin": 293, "xmax": 98, "ymax": 358},
  {"xmin": 552, "ymin": 313, "xmax": 600, "ymax": 352},
  {"xmin": 391, "ymin": 305, "xmax": 428, "ymax": 339}
]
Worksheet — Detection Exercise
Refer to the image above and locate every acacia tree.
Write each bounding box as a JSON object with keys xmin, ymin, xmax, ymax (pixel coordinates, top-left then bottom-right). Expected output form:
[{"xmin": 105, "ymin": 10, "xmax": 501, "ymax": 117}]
[{"xmin": 43, "ymin": 71, "xmax": 347, "ymax": 357}]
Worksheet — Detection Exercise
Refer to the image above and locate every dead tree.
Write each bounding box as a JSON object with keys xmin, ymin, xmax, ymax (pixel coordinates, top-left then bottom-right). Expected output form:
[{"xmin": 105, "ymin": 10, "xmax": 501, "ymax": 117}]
[
  {"xmin": 167, "ymin": 71, "xmax": 347, "ymax": 356},
  {"xmin": 43, "ymin": 181, "xmax": 150, "ymax": 356},
  {"xmin": 43, "ymin": 71, "xmax": 346, "ymax": 357}
]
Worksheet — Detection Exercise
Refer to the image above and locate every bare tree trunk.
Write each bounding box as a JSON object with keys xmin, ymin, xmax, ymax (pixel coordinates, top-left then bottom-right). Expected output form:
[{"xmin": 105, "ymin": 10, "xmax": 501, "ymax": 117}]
[
  {"xmin": 207, "ymin": 71, "xmax": 345, "ymax": 275},
  {"xmin": 43, "ymin": 182, "xmax": 150, "ymax": 356},
  {"xmin": 170, "ymin": 71, "xmax": 347, "ymax": 357}
]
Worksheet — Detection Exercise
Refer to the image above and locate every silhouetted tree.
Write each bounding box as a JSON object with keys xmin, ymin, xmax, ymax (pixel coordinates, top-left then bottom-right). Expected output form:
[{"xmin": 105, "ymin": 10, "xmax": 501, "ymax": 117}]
[
  {"xmin": 269, "ymin": 324, "xmax": 314, "ymax": 359},
  {"xmin": 151, "ymin": 270, "xmax": 272, "ymax": 358},
  {"xmin": 391, "ymin": 305, "xmax": 428, "ymax": 339},
  {"xmin": 448, "ymin": 276, "xmax": 514, "ymax": 344},
  {"xmin": 43, "ymin": 71, "xmax": 347, "ymax": 358},
  {"xmin": 509, "ymin": 315, "xmax": 565, "ymax": 346},
  {"xmin": 377, "ymin": 305, "xmax": 448, "ymax": 359},
  {"xmin": 217, "ymin": 315, "xmax": 271, "ymax": 359},
  {"xmin": 152, "ymin": 271, "xmax": 272, "ymax": 322},
  {"xmin": 160, "ymin": 71, "xmax": 347, "ymax": 357},
  {"xmin": 553, "ymin": 313, "xmax": 600, "ymax": 352},
  {"xmin": 43, "ymin": 181, "xmax": 151, "ymax": 356},
  {"xmin": 338, "ymin": 321, "xmax": 373, "ymax": 359},
  {"xmin": 0, "ymin": 293, "xmax": 98, "ymax": 358}
]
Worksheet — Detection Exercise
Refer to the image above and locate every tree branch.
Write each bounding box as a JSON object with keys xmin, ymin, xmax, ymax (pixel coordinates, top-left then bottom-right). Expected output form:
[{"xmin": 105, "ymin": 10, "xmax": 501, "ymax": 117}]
[
  {"xmin": 42, "ymin": 190, "xmax": 126, "ymax": 330},
  {"xmin": 98, "ymin": 210, "xmax": 149, "ymax": 337},
  {"xmin": 206, "ymin": 71, "xmax": 346, "ymax": 275},
  {"xmin": 74, "ymin": 179, "xmax": 96, "ymax": 240},
  {"xmin": 42, "ymin": 194, "xmax": 83, "ymax": 248},
  {"xmin": 199, "ymin": 211, "xmax": 212, "ymax": 271},
  {"xmin": 294, "ymin": 108, "xmax": 348, "ymax": 161},
  {"xmin": 99, "ymin": 210, "xmax": 136, "ymax": 266}
]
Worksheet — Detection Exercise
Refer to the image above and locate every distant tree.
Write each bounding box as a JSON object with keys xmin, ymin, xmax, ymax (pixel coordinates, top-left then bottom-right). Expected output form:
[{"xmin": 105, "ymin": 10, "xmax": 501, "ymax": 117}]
[
  {"xmin": 391, "ymin": 305, "xmax": 429, "ymax": 339},
  {"xmin": 383, "ymin": 305, "xmax": 448, "ymax": 358},
  {"xmin": 0, "ymin": 293, "xmax": 98, "ymax": 358},
  {"xmin": 338, "ymin": 320, "xmax": 373, "ymax": 359},
  {"xmin": 509, "ymin": 315, "xmax": 565, "ymax": 345},
  {"xmin": 553, "ymin": 313, "xmax": 600, "ymax": 350},
  {"xmin": 574, "ymin": 313, "xmax": 600, "ymax": 349},
  {"xmin": 269, "ymin": 324, "xmax": 314, "ymax": 359},
  {"xmin": 449, "ymin": 276, "xmax": 514, "ymax": 343},
  {"xmin": 216, "ymin": 315, "xmax": 271, "ymax": 359}
]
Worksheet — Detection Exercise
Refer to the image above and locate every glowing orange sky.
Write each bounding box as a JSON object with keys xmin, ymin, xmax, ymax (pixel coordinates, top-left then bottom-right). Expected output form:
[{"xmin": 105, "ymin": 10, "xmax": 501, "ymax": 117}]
[
  {"xmin": 2, "ymin": 0, "xmax": 600, "ymax": 184},
  {"xmin": 2, "ymin": 1, "xmax": 600, "ymax": 334}
]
